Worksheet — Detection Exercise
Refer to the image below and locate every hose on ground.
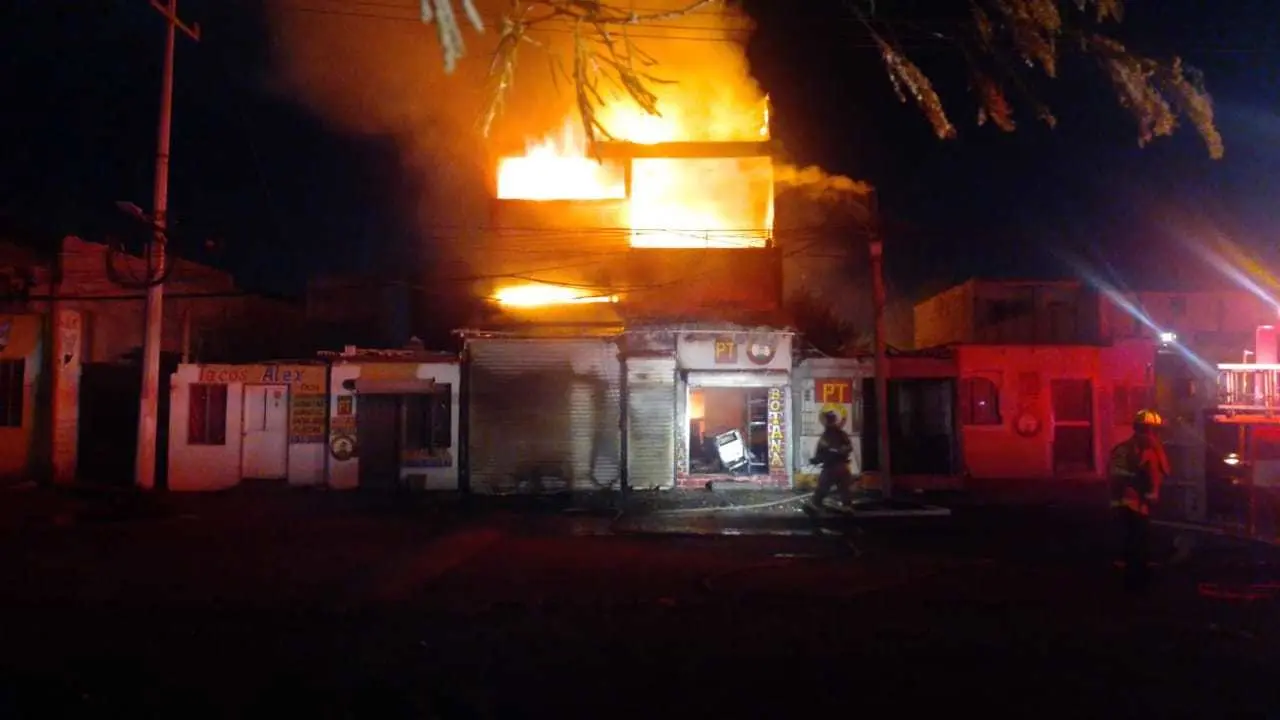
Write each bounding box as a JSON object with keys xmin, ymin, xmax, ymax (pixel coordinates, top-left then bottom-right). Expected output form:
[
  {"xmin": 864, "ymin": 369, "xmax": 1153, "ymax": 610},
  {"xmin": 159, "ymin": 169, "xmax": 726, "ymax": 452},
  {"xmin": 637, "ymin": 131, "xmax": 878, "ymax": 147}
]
[{"xmin": 652, "ymin": 494, "xmax": 810, "ymax": 515}]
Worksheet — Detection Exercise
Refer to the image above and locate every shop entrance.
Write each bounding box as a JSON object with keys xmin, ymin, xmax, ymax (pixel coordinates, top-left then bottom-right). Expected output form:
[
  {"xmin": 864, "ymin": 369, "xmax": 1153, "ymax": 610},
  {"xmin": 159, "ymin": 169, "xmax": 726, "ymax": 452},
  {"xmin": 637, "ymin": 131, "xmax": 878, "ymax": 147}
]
[{"xmin": 687, "ymin": 385, "xmax": 771, "ymax": 480}]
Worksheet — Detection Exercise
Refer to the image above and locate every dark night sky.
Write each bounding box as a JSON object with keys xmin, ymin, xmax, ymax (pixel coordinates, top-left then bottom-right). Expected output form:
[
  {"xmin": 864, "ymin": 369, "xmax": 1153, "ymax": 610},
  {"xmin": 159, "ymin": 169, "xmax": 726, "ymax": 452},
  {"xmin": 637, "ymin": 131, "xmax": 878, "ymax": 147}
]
[{"xmin": 2, "ymin": 0, "xmax": 1279, "ymax": 301}]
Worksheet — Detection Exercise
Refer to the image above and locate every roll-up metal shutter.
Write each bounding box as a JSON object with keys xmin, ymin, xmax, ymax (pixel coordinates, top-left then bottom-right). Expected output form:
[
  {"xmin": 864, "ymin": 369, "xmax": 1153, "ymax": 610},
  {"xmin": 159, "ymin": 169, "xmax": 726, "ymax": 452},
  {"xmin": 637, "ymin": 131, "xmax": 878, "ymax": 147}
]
[
  {"xmin": 467, "ymin": 338, "xmax": 621, "ymax": 494},
  {"xmin": 626, "ymin": 356, "xmax": 676, "ymax": 489}
]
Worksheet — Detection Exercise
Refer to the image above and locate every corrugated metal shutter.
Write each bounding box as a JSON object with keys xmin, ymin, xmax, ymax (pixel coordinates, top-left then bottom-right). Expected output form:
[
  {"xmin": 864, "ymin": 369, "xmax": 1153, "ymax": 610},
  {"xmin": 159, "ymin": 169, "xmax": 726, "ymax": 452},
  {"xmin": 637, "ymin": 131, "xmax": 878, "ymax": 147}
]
[
  {"xmin": 468, "ymin": 339, "xmax": 621, "ymax": 494},
  {"xmin": 627, "ymin": 356, "xmax": 676, "ymax": 489}
]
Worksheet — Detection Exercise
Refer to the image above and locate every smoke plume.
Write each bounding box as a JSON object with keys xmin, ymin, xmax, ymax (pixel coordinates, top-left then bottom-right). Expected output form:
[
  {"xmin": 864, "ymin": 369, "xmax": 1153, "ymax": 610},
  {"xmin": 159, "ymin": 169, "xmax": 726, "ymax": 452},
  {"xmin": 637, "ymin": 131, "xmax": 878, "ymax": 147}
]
[{"xmin": 263, "ymin": 1, "xmax": 872, "ymax": 263}]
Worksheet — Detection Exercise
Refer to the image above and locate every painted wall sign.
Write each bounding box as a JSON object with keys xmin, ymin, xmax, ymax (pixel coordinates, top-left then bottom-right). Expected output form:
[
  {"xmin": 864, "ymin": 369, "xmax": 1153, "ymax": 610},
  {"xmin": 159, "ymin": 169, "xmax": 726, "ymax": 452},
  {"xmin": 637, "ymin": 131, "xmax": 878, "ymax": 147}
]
[
  {"xmin": 197, "ymin": 364, "xmax": 324, "ymax": 393},
  {"xmin": 289, "ymin": 393, "xmax": 328, "ymax": 444},
  {"xmin": 713, "ymin": 337, "xmax": 737, "ymax": 364},
  {"xmin": 767, "ymin": 386, "xmax": 786, "ymax": 471},
  {"xmin": 677, "ymin": 333, "xmax": 791, "ymax": 371},
  {"xmin": 801, "ymin": 379, "xmax": 858, "ymax": 436},
  {"xmin": 330, "ymin": 434, "xmax": 356, "ymax": 461},
  {"xmin": 746, "ymin": 335, "xmax": 778, "ymax": 366}
]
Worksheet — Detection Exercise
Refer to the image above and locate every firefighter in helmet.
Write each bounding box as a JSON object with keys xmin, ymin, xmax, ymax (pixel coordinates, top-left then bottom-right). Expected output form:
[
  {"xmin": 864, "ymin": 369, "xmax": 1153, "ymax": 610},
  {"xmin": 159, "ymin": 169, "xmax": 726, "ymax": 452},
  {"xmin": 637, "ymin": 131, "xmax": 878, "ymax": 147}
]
[
  {"xmin": 809, "ymin": 410, "xmax": 855, "ymax": 510},
  {"xmin": 1108, "ymin": 408, "xmax": 1171, "ymax": 591}
]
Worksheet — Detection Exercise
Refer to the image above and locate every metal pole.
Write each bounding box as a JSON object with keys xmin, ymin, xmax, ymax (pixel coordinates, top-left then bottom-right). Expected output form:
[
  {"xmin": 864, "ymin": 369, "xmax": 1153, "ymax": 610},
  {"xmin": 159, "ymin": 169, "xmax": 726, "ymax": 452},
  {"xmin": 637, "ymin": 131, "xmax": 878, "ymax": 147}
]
[
  {"xmin": 135, "ymin": 0, "xmax": 199, "ymax": 490},
  {"xmin": 870, "ymin": 237, "xmax": 891, "ymax": 498}
]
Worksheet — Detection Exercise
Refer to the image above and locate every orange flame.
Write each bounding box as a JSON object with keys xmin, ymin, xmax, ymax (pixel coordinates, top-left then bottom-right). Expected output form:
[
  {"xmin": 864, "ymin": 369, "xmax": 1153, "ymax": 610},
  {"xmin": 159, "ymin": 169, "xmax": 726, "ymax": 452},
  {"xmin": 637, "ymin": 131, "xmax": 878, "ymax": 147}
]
[
  {"xmin": 494, "ymin": 283, "xmax": 619, "ymax": 308},
  {"xmin": 496, "ymin": 97, "xmax": 773, "ymax": 251}
]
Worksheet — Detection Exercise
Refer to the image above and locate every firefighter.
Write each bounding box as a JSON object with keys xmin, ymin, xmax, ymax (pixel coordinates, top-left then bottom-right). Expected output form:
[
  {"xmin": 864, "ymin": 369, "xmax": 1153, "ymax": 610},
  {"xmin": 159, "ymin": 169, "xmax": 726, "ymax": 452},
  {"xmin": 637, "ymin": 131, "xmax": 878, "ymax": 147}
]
[
  {"xmin": 1108, "ymin": 408, "xmax": 1171, "ymax": 592},
  {"xmin": 809, "ymin": 410, "xmax": 855, "ymax": 511}
]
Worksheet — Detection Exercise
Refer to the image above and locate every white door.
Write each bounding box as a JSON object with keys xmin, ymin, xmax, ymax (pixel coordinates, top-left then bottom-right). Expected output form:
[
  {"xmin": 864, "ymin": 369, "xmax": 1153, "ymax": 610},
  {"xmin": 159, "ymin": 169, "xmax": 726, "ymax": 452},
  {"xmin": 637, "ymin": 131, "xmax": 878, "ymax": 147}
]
[{"xmin": 242, "ymin": 384, "xmax": 289, "ymax": 479}]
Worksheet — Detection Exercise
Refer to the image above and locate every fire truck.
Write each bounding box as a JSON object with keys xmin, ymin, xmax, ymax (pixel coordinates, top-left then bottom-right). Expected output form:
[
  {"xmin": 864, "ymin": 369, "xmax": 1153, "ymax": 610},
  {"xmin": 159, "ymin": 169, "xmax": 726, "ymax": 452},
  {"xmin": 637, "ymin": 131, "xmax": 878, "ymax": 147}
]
[{"xmin": 1208, "ymin": 323, "xmax": 1280, "ymax": 539}]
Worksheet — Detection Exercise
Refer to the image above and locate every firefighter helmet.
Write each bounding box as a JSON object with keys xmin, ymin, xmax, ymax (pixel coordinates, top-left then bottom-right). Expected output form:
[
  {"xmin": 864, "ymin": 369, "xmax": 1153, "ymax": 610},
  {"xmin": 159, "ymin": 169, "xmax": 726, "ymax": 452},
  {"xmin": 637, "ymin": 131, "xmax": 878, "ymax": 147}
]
[{"xmin": 1134, "ymin": 409, "xmax": 1164, "ymax": 427}]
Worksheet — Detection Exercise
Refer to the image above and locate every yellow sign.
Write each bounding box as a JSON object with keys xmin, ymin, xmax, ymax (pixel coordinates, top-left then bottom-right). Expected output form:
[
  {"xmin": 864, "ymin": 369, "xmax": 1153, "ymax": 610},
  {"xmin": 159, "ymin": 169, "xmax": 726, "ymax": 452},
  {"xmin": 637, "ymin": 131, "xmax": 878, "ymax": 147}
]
[{"xmin": 767, "ymin": 387, "xmax": 786, "ymax": 469}]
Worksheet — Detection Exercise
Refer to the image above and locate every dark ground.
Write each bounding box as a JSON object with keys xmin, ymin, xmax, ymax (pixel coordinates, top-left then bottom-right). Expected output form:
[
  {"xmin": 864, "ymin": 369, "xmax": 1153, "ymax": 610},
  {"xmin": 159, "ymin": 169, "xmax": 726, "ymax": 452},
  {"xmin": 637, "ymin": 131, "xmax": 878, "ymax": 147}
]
[{"xmin": 1, "ymin": 485, "xmax": 1278, "ymax": 718}]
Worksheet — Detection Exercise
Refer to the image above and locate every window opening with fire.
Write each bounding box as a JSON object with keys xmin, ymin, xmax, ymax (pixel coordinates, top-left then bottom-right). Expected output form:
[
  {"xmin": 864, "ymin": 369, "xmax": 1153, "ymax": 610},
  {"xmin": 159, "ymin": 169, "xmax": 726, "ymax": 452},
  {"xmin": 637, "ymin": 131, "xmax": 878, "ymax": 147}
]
[
  {"xmin": 687, "ymin": 386, "xmax": 771, "ymax": 478},
  {"xmin": 492, "ymin": 95, "xmax": 773, "ymax": 308}
]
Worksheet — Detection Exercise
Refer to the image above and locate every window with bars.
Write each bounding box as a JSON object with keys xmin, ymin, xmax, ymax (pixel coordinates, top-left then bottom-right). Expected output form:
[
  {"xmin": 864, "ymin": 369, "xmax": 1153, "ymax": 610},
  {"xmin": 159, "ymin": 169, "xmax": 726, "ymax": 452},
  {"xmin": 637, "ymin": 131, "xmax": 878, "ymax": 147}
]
[
  {"xmin": 188, "ymin": 384, "xmax": 228, "ymax": 445},
  {"xmin": 404, "ymin": 385, "xmax": 452, "ymax": 451},
  {"xmin": 0, "ymin": 360, "xmax": 24, "ymax": 428}
]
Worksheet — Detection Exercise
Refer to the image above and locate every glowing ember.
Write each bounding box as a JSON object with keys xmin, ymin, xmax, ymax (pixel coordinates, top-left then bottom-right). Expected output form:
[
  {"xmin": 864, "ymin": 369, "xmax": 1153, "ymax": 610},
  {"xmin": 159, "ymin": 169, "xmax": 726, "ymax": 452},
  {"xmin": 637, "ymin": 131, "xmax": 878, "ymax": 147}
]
[
  {"xmin": 494, "ymin": 283, "xmax": 619, "ymax": 308},
  {"xmin": 496, "ymin": 98, "xmax": 773, "ymax": 249}
]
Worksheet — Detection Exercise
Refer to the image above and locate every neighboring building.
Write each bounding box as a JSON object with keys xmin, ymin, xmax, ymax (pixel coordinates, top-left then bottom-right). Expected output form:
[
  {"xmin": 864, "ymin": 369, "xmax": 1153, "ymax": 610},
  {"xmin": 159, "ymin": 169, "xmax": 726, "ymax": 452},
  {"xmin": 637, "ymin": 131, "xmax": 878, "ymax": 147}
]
[
  {"xmin": 914, "ymin": 279, "xmax": 1103, "ymax": 348},
  {"xmin": 1101, "ymin": 289, "xmax": 1275, "ymax": 363},
  {"xmin": 906, "ymin": 278, "xmax": 1164, "ymax": 481},
  {"xmin": 0, "ymin": 315, "xmax": 47, "ymax": 484},
  {"xmin": 0, "ymin": 235, "xmax": 309, "ymax": 485},
  {"xmin": 166, "ymin": 347, "xmax": 459, "ymax": 492},
  {"xmin": 167, "ymin": 361, "xmax": 328, "ymax": 491},
  {"xmin": 324, "ymin": 348, "xmax": 459, "ymax": 491},
  {"xmin": 949, "ymin": 342, "xmax": 1154, "ymax": 480}
]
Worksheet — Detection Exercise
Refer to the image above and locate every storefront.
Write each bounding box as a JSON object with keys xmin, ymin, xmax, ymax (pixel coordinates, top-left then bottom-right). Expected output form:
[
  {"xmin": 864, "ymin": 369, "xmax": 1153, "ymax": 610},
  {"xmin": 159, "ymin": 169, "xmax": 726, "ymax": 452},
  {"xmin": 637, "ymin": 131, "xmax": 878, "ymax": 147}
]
[
  {"xmin": 671, "ymin": 328, "xmax": 793, "ymax": 489},
  {"xmin": 463, "ymin": 336, "xmax": 622, "ymax": 494},
  {"xmin": 168, "ymin": 362, "xmax": 329, "ymax": 490},
  {"xmin": 325, "ymin": 351, "xmax": 460, "ymax": 491},
  {"xmin": 791, "ymin": 357, "xmax": 872, "ymax": 490}
]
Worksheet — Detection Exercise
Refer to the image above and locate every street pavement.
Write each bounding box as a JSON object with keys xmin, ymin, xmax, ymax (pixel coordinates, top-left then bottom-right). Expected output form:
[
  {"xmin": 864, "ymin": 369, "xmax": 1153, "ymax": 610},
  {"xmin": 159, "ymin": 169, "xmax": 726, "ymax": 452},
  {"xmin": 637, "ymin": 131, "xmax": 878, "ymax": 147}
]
[{"xmin": 0, "ymin": 486, "xmax": 1278, "ymax": 717}]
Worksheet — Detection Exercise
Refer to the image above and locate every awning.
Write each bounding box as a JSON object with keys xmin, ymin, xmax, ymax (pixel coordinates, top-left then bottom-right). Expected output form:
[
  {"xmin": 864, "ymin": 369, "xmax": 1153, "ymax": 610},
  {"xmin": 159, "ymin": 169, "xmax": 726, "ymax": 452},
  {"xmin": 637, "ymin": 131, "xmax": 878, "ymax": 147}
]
[{"xmin": 352, "ymin": 378, "xmax": 438, "ymax": 394}]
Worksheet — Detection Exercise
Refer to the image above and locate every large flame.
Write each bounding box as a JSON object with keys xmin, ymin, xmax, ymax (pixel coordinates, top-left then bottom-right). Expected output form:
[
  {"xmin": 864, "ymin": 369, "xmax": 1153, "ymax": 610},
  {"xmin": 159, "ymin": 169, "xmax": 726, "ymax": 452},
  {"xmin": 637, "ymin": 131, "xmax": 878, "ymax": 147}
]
[
  {"xmin": 494, "ymin": 283, "xmax": 619, "ymax": 308},
  {"xmin": 496, "ymin": 98, "xmax": 773, "ymax": 251}
]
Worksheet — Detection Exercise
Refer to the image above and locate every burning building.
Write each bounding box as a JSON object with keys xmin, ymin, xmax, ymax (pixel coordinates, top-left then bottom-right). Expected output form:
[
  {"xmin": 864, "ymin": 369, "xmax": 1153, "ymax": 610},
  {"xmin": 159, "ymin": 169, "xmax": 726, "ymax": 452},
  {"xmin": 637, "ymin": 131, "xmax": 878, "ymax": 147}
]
[{"xmin": 461, "ymin": 10, "xmax": 800, "ymax": 493}]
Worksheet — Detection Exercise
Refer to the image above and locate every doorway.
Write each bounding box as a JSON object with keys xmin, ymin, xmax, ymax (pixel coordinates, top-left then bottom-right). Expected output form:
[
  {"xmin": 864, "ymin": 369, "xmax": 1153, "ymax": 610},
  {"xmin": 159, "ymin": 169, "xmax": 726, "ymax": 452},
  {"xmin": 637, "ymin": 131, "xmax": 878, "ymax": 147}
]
[
  {"xmin": 241, "ymin": 384, "xmax": 289, "ymax": 479},
  {"xmin": 1051, "ymin": 378, "xmax": 1094, "ymax": 474},
  {"xmin": 686, "ymin": 386, "xmax": 770, "ymax": 478},
  {"xmin": 356, "ymin": 394, "xmax": 400, "ymax": 489}
]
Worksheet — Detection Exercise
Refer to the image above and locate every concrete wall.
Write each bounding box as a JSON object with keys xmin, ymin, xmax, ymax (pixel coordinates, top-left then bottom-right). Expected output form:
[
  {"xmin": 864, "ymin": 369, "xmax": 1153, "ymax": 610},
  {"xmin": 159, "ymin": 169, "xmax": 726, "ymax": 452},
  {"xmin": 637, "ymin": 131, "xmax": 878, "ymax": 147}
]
[
  {"xmin": 167, "ymin": 363, "xmax": 329, "ymax": 491},
  {"xmin": 955, "ymin": 341, "xmax": 1155, "ymax": 480}
]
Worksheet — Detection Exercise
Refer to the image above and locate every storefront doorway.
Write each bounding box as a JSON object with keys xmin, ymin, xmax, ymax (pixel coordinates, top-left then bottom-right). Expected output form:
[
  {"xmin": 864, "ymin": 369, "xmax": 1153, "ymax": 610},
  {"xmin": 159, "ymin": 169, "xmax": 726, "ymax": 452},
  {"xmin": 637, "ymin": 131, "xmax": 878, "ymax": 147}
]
[{"xmin": 687, "ymin": 386, "xmax": 770, "ymax": 477}]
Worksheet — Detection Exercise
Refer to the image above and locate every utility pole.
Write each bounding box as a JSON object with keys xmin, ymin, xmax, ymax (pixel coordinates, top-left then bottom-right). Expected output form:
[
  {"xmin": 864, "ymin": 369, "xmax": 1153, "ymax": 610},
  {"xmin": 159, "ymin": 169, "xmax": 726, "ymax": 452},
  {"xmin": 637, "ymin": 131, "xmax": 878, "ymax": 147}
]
[
  {"xmin": 868, "ymin": 192, "xmax": 892, "ymax": 499},
  {"xmin": 136, "ymin": 0, "xmax": 200, "ymax": 490}
]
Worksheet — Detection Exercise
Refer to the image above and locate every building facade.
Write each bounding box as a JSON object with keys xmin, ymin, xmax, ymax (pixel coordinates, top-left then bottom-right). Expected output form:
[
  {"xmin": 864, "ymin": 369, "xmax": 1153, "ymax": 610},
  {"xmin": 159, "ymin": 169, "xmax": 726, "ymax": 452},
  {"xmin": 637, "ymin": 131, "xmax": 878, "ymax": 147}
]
[
  {"xmin": 461, "ymin": 325, "xmax": 794, "ymax": 494},
  {"xmin": 166, "ymin": 349, "xmax": 460, "ymax": 491},
  {"xmin": 905, "ymin": 279, "xmax": 1171, "ymax": 481},
  {"xmin": 0, "ymin": 235, "xmax": 308, "ymax": 485},
  {"xmin": 0, "ymin": 315, "xmax": 46, "ymax": 484}
]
